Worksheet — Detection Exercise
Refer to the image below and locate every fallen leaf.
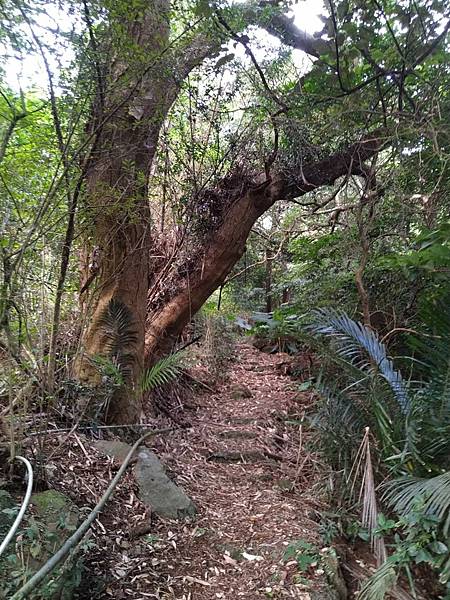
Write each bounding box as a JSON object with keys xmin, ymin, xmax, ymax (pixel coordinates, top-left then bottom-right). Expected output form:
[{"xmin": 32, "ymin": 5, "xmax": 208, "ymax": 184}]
[
  {"xmin": 242, "ymin": 552, "xmax": 263, "ymax": 562},
  {"xmin": 223, "ymin": 553, "xmax": 238, "ymax": 566},
  {"xmin": 184, "ymin": 576, "xmax": 211, "ymax": 586}
]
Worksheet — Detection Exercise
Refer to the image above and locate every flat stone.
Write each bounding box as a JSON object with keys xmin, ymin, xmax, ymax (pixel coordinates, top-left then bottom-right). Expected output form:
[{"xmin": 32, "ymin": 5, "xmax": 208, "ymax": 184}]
[
  {"xmin": 93, "ymin": 440, "xmax": 196, "ymax": 520},
  {"xmin": 93, "ymin": 439, "xmax": 132, "ymax": 463},
  {"xmin": 134, "ymin": 448, "xmax": 196, "ymax": 520}
]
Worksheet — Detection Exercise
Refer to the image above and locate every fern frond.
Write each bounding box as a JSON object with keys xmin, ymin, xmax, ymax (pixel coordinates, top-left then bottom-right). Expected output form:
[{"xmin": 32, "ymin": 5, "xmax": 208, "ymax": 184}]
[
  {"xmin": 383, "ymin": 471, "xmax": 450, "ymax": 535},
  {"xmin": 140, "ymin": 352, "xmax": 185, "ymax": 392},
  {"xmin": 309, "ymin": 309, "xmax": 410, "ymax": 414},
  {"xmin": 96, "ymin": 299, "xmax": 138, "ymax": 358},
  {"xmin": 89, "ymin": 355, "xmax": 124, "ymax": 386},
  {"xmin": 403, "ymin": 388, "xmax": 450, "ymax": 474}
]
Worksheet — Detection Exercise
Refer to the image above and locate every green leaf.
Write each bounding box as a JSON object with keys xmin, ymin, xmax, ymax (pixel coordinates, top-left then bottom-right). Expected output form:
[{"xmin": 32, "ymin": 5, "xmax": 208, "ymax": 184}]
[
  {"xmin": 139, "ymin": 351, "xmax": 185, "ymax": 392},
  {"xmin": 30, "ymin": 541, "xmax": 42, "ymax": 558},
  {"xmin": 2, "ymin": 507, "xmax": 19, "ymax": 517},
  {"xmin": 429, "ymin": 541, "xmax": 448, "ymax": 554},
  {"xmin": 298, "ymin": 380, "xmax": 312, "ymax": 391},
  {"xmin": 415, "ymin": 549, "xmax": 433, "ymax": 564},
  {"xmin": 297, "ymin": 553, "xmax": 316, "ymax": 571},
  {"xmin": 193, "ymin": 0, "xmax": 212, "ymax": 17}
]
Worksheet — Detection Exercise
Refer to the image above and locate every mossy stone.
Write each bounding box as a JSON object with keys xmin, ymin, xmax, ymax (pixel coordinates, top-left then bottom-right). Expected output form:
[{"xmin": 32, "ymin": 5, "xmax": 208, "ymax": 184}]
[{"xmin": 0, "ymin": 489, "xmax": 82, "ymax": 599}]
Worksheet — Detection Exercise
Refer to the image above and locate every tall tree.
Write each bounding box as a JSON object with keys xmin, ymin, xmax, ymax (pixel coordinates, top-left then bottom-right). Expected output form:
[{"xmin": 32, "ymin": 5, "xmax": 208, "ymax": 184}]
[
  {"xmin": 2, "ymin": 0, "xmax": 448, "ymax": 422},
  {"xmin": 76, "ymin": 0, "xmax": 450, "ymax": 422}
]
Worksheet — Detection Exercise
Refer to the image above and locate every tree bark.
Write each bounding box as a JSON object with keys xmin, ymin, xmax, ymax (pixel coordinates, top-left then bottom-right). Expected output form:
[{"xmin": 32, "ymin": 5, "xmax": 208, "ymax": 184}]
[
  {"xmin": 144, "ymin": 135, "xmax": 383, "ymax": 365},
  {"xmin": 74, "ymin": 0, "xmax": 384, "ymax": 424},
  {"xmin": 75, "ymin": 0, "xmax": 173, "ymax": 422}
]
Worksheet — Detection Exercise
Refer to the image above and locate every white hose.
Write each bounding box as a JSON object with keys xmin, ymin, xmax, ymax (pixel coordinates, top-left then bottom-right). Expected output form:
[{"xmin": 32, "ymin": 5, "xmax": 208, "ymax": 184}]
[{"xmin": 0, "ymin": 455, "xmax": 34, "ymax": 557}]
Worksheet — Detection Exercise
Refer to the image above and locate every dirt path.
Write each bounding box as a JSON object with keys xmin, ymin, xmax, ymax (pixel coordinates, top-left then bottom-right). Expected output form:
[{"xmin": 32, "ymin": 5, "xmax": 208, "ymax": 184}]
[
  {"xmin": 45, "ymin": 343, "xmax": 338, "ymax": 599},
  {"xmin": 97, "ymin": 343, "xmax": 334, "ymax": 600}
]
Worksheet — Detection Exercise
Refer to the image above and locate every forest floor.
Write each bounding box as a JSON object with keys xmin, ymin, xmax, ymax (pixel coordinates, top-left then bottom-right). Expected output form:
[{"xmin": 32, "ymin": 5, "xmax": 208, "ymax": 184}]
[{"xmin": 27, "ymin": 343, "xmax": 346, "ymax": 599}]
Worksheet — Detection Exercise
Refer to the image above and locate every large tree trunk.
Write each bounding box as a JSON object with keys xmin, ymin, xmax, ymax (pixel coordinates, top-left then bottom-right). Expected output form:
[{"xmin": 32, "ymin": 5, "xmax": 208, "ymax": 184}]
[
  {"xmin": 73, "ymin": 0, "xmax": 383, "ymax": 424},
  {"xmin": 75, "ymin": 0, "xmax": 172, "ymax": 423},
  {"xmin": 144, "ymin": 135, "xmax": 382, "ymax": 365}
]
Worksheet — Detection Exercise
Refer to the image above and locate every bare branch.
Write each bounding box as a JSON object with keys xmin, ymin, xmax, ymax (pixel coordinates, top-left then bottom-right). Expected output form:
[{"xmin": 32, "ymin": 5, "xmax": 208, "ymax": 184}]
[{"xmin": 261, "ymin": 12, "xmax": 331, "ymax": 58}]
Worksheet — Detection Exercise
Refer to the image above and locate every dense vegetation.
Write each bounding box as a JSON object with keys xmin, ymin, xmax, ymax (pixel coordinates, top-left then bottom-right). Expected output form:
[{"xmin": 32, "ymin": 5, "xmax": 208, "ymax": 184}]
[{"xmin": 0, "ymin": 0, "xmax": 449, "ymax": 598}]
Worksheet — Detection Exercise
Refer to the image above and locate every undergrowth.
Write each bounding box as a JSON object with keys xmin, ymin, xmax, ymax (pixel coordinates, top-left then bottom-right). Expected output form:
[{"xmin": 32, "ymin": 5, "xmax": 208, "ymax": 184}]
[{"xmin": 306, "ymin": 302, "xmax": 450, "ymax": 599}]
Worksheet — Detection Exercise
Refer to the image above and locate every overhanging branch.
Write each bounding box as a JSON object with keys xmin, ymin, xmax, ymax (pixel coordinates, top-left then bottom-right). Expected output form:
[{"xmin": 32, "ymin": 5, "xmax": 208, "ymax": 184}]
[
  {"xmin": 252, "ymin": 130, "xmax": 386, "ymax": 210},
  {"xmin": 262, "ymin": 12, "xmax": 331, "ymax": 58}
]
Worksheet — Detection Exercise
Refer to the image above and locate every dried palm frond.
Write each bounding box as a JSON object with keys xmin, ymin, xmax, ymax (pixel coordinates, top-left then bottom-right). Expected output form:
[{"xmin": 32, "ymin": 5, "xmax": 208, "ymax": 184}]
[{"xmin": 349, "ymin": 427, "xmax": 387, "ymax": 566}]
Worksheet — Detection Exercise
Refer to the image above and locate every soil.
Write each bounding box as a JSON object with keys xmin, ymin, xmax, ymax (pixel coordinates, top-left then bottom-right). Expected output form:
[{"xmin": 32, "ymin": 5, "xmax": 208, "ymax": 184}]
[
  {"xmin": 2, "ymin": 340, "xmax": 440, "ymax": 600},
  {"xmin": 30, "ymin": 342, "xmax": 336, "ymax": 599}
]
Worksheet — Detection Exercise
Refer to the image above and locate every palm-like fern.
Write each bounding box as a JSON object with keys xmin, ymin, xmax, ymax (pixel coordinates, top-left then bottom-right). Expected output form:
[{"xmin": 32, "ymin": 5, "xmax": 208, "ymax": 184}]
[
  {"xmin": 140, "ymin": 351, "xmax": 185, "ymax": 393},
  {"xmin": 309, "ymin": 305, "xmax": 450, "ymax": 597},
  {"xmin": 358, "ymin": 561, "xmax": 398, "ymax": 600},
  {"xmin": 383, "ymin": 472, "xmax": 450, "ymax": 537},
  {"xmin": 310, "ymin": 305, "xmax": 450, "ymax": 473},
  {"xmin": 309, "ymin": 309, "xmax": 410, "ymax": 413},
  {"xmin": 94, "ymin": 299, "xmax": 138, "ymax": 380},
  {"xmin": 312, "ymin": 381, "xmax": 367, "ymax": 472}
]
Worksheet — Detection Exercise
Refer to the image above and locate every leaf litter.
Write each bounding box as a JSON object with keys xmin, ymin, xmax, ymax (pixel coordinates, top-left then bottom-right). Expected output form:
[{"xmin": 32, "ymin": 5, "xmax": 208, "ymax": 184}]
[{"xmin": 27, "ymin": 343, "xmax": 334, "ymax": 599}]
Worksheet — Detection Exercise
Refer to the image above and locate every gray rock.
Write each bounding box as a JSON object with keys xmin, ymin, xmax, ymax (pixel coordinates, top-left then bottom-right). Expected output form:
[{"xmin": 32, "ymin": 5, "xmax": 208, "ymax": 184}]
[
  {"xmin": 134, "ymin": 448, "xmax": 196, "ymax": 520},
  {"xmin": 93, "ymin": 440, "xmax": 196, "ymax": 520},
  {"xmin": 303, "ymin": 547, "xmax": 348, "ymax": 600},
  {"xmin": 321, "ymin": 547, "xmax": 348, "ymax": 599}
]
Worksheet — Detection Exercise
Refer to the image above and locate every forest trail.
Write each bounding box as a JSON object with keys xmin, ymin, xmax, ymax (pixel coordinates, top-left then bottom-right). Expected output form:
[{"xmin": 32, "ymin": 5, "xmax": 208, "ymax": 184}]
[
  {"xmin": 82, "ymin": 343, "xmax": 337, "ymax": 599},
  {"xmin": 150, "ymin": 344, "xmax": 327, "ymax": 599},
  {"xmin": 36, "ymin": 343, "xmax": 340, "ymax": 599}
]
